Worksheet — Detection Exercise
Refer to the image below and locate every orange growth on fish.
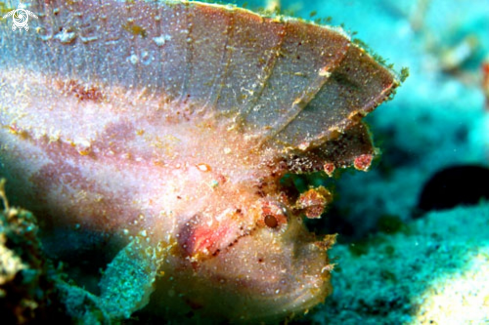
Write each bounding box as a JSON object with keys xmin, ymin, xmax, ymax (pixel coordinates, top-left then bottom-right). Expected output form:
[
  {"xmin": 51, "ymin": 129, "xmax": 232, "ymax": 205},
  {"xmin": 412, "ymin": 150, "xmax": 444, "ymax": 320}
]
[{"xmin": 0, "ymin": 0, "xmax": 401, "ymax": 322}]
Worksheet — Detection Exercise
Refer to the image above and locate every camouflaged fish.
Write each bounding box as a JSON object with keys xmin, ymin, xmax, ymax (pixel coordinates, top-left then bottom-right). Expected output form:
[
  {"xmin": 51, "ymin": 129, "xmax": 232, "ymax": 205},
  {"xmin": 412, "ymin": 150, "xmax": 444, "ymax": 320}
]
[{"xmin": 0, "ymin": 0, "xmax": 400, "ymax": 322}]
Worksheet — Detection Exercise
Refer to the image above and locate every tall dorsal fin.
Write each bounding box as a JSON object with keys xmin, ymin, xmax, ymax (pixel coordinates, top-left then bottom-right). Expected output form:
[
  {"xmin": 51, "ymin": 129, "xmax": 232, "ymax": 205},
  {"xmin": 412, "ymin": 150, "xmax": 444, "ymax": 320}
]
[{"xmin": 1, "ymin": 0, "xmax": 399, "ymax": 158}]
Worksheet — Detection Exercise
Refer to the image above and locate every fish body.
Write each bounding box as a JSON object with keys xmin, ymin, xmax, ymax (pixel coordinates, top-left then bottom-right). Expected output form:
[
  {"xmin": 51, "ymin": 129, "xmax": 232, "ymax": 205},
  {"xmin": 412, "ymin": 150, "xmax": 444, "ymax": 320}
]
[{"xmin": 0, "ymin": 0, "xmax": 399, "ymax": 321}]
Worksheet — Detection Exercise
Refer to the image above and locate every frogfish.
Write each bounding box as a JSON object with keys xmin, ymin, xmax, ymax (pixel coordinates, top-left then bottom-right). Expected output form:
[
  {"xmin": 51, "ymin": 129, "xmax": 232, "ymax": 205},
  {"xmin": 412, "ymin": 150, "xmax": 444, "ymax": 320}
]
[{"xmin": 0, "ymin": 0, "xmax": 401, "ymax": 322}]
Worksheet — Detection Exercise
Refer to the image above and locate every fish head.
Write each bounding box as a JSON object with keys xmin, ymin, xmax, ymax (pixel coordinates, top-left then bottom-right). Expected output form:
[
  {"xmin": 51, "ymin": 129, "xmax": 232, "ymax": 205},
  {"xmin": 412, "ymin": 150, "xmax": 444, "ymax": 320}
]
[{"xmin": 158, "ymin": 172, "xmax": 336, "ymax": 322}]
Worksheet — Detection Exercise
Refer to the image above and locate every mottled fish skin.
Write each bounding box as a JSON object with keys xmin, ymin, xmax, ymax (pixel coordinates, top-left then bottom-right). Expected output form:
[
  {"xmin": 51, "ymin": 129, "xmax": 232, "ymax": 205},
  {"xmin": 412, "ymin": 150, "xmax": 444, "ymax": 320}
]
[{"xmin": 0, "ymin": 0, "xmax": 399, "ymax": 322}]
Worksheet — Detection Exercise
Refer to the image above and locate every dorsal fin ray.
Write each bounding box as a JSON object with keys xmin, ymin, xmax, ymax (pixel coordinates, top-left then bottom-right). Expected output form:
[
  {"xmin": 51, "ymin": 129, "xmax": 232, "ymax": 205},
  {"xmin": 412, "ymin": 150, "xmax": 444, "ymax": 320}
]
[
  {"xmin": 241, "ymin": 19, "xmax": 350, "ymax": 141},
  {"xmin": 268, "ymin": 44, "xmax": 399, "ymax": 151},
  {"xmin": 212, "ymin": 6, "xmax": 286, "ymax": 119},
  {"xmin": 183, "ymin": 2, "xmax": 234, "ymax": 112}
]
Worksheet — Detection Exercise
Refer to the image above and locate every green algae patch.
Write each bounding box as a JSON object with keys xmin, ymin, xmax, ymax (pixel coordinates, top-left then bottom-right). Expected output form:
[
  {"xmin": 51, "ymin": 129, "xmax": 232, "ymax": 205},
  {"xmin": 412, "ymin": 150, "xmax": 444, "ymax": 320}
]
[
  {"xmin": 377, "ymin": 214, "xmax": 405, "ymax": 234},
  {"xmin": 348, "ymin": 239, "xmax": 370, "ymax": 256}
]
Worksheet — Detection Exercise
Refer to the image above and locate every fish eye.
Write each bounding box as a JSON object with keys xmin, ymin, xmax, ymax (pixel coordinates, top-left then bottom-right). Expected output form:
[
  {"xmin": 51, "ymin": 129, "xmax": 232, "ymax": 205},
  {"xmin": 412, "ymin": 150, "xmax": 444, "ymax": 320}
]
[
  {"xmin": 258, "ymin": 200, "xmax": 288, "ymax": 230},
  {"xmin": 264, "ymin": 214, "xmax": 278, "ymax": 228}
]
